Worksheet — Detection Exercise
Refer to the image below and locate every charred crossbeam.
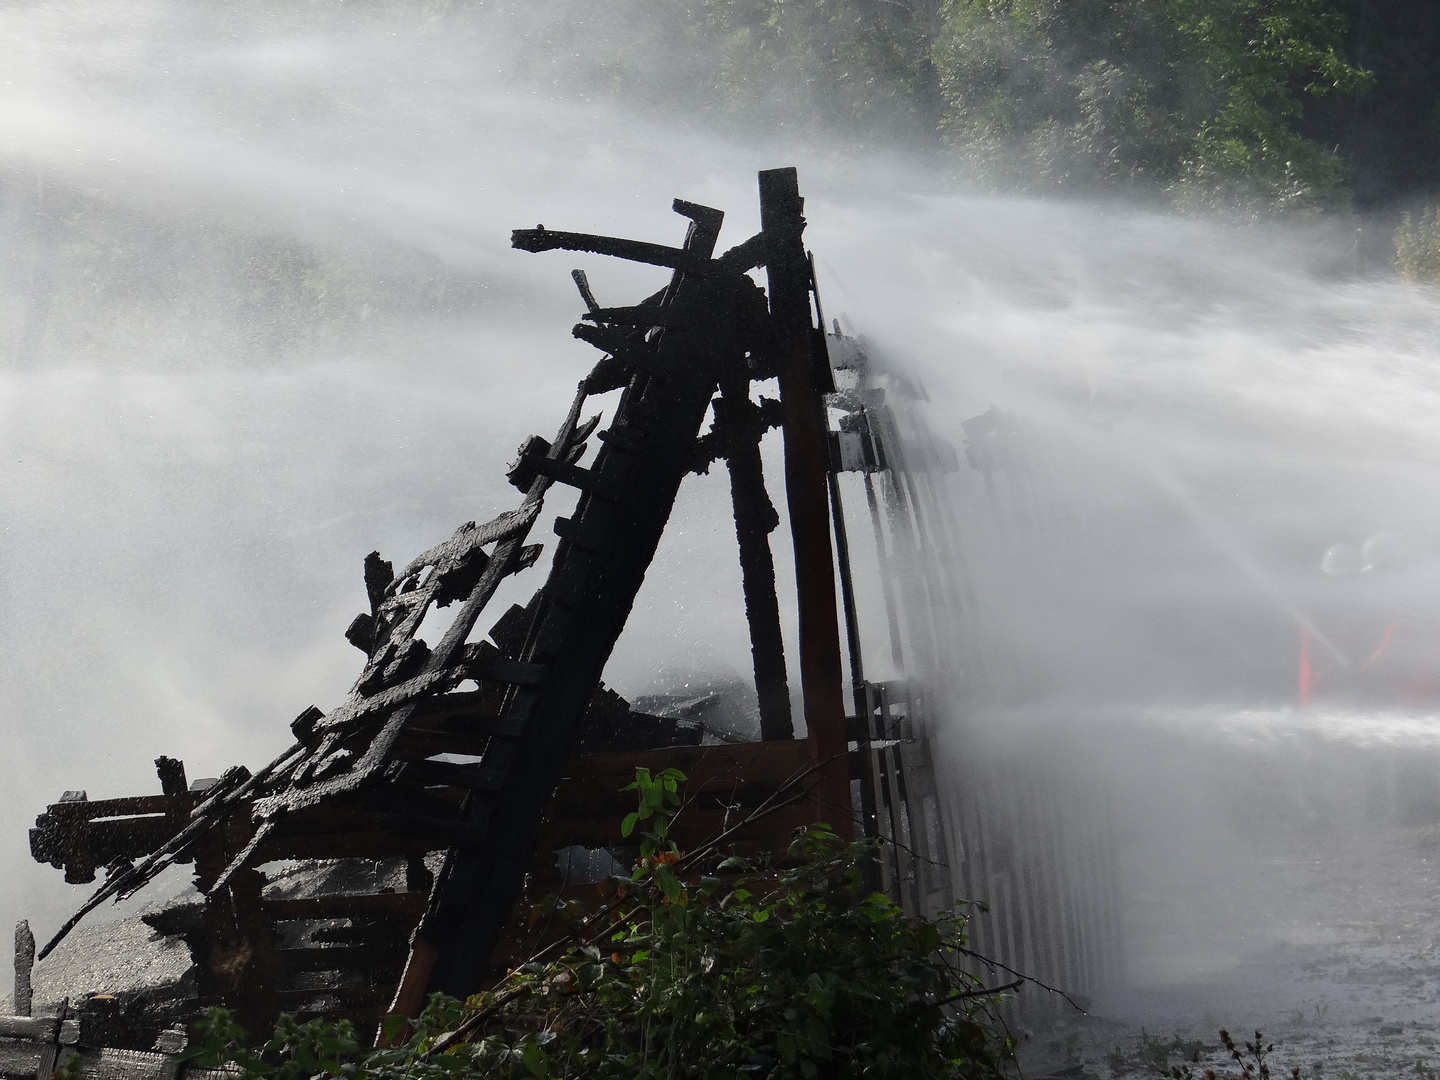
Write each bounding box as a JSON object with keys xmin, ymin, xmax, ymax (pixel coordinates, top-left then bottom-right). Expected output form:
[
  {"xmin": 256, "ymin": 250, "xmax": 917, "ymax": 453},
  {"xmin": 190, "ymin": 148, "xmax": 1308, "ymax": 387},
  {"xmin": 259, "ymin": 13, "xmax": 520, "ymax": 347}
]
[{"xmin": 511, "ymin": 227, "xmax": 702, "ymax": 273}]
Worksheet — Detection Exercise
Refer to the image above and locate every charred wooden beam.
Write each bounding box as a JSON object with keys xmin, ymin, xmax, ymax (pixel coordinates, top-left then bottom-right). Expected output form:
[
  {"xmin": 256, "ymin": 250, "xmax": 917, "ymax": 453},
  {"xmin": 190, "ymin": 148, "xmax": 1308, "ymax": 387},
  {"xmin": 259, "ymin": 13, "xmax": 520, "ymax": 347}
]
[
  {"xmin": 394, "ymin": 198, "xmax": 741, "ymax": 1007},
  {"xmin": 715, "ymin": 366, "xmax": 794, "ymax": 740},
  {"xmin": 264, "ymin": 893, "xmax": 429, "ymax": 922},
  {"xmin": 758, "ymin": 168, "xmax": 851, "ymax": 832}
]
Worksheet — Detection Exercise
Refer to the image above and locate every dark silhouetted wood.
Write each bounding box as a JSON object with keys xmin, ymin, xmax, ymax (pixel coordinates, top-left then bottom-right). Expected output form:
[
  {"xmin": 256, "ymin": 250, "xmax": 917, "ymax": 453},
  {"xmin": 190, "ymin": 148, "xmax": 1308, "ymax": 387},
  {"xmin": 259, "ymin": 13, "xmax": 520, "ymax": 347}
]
[{"xmin": 758, "ymin": 167, "xmax": 851, "ymax": 835}]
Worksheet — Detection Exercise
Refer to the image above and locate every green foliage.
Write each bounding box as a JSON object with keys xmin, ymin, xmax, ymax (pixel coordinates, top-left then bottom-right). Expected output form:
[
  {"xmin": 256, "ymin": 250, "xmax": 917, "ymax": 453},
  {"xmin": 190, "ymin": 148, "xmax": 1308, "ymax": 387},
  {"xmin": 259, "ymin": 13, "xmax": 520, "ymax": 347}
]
[
  {"xmin": 587, "ymin": 0, "xmax": 1370, "ymax": 209},
  {"xmin": 621, "ymin": 766, "xmax": 685, "ymax": 846},
  {"xmin": 370, "ymin": 0, "xmax": 1376, "ymax": 211},
  {"xmin": 930, "ymin": 0, "xmax": 1371, "ymax": 209},
  {"xmin": 461, "ymin": 826, "xmax": 1011, "ymax": 1079},
  {"xmin": 614, "ymin": 0, "xmax": 947, "ymax": 141},
  {"xmin": 1393, "ymin": 208, "xmax": 1440, "ymax": 283},
  {"xmin": 179, "ymin": 1008, "xmax": 368, "ymax": 1080},
  {"xmin": 187, "ymin": 767, "xmax": 1015, "ymax": 1080}
]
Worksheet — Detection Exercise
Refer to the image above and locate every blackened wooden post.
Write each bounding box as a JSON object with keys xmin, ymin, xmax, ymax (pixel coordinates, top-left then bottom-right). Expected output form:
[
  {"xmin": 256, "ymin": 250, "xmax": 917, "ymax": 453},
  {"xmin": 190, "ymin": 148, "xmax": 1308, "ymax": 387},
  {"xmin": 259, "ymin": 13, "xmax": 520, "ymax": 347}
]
[
  {"xmin": 758, "ymin": 168, "xmax": 851, "ymax": 835},
  {"xmin": 717, "ymin": 367, "xmax": 794, "ymax": 740},
  {"xmin": 13, "ymin": 920, "xmax": 33, "ymax": 1017}
]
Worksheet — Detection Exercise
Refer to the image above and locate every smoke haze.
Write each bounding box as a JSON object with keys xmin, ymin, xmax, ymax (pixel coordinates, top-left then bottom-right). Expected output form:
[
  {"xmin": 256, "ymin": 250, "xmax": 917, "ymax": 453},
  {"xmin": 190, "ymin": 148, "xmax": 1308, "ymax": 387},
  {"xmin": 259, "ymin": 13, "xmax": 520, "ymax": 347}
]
[{"xmin": 4, "ymin": 0, "xmax": 1440, "ymax": 1035}]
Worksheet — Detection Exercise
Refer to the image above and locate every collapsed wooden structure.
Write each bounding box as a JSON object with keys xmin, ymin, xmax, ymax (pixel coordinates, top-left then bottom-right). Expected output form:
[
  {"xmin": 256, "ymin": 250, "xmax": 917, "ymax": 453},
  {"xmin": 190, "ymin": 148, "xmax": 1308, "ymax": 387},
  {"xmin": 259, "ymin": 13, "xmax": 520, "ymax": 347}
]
[
  {"xmin": 15, "ymin": 168, "xmax": 1122, "ymax": 1064},
  {"xmin": 19, "ymin": 169, "xmax": 913, "ymax": 1040}
]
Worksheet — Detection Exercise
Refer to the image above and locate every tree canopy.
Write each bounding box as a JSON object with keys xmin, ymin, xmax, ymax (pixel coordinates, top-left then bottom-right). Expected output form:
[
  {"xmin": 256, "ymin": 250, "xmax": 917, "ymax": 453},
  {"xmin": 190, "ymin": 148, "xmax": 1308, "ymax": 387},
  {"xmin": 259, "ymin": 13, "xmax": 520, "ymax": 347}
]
[
  {"xmin": 455, "ymin": 0, "xmax": 1440, "ymax": 212},
  {"xmin": 635, "ymin": 0, "xmax": 1373, "ymax": 209},
  {"xmin": 930, "ymin": 0, "xmax": 1371, "ymax": 208}
]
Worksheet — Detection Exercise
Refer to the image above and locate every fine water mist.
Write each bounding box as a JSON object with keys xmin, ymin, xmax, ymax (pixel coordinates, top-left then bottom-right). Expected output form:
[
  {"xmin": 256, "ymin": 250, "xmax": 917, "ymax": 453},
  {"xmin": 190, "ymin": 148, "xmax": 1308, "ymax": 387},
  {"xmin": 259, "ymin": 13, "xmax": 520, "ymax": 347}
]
[{"xmin": 5, "ymin": 0, "xmax": 1440, "ymax": 1035}]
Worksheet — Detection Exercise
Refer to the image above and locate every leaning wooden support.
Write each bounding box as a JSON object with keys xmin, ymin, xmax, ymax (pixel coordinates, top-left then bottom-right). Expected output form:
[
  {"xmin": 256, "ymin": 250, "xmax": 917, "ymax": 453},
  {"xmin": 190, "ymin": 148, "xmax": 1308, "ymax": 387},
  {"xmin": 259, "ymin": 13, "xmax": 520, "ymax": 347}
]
[
  {"xmin": 758, "ymin": 168, "xmax": 851, "ymax": 836},
  {"xmin": 704, "ymin": 346, "xmax": 793, "ymax": 740}
]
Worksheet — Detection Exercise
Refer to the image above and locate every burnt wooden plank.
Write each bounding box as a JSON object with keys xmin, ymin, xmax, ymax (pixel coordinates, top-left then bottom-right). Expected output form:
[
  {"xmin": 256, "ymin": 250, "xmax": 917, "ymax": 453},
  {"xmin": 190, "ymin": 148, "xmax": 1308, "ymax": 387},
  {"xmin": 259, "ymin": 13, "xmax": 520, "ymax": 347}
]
[
  {"xmin": 32, "ymin": 813, "xmax": 177, "ymax": 879},
  {"xmin": 263, "ymin": 892, "xmax": 429, "ymax": 922},
  {"xmin": 271, "ymin": 943, "xmax": 409, "ymax": 973},
  {"xmin": 42, "ymin": 794, "xmax": 177, "ymax": 820},
  {"xmin": 461, "ymin": 652, "xmax": 547, "ymax": 688},
  {"xmin": 258, "ymin": 794, "xmax": 460, "ymax": 833},
  {"xmin": 580, "ymin": 305, "xmax": 689, "ymax": 328},
  {"xmin": 410, "ymin": 688, "xmax": 507, "ymax": 722},
  {"xmin": 359, "ymin": 784, "xmax": 468, "ymax": 820},
  {"xmin": 310, "ymin": 923, "xmax": 410, "ymax": 945},
  {"xmin": 0, "ymin": 1015, "xmax": 57, "ymax": 1041},
  {"xmin": 391, "ymin": 730, "xmax": 497, "ymax": 760},
  {"xmin": 510, "ymin": 228, "xmax": 700, "ymax": 272},
  {"xmin": 80, "ymin": 819, "xmax": 181, "ymax": 864},
  {"xmin": 393, "ymin": 759, "xmax": 507, "ymax": 792},
  {"xmin": 554, "ymin": 739, "xmax": 814, "ymax": 787},
  {"xmin": 256, "ymin": 833, "xmax": 441, "ymax": 864}
]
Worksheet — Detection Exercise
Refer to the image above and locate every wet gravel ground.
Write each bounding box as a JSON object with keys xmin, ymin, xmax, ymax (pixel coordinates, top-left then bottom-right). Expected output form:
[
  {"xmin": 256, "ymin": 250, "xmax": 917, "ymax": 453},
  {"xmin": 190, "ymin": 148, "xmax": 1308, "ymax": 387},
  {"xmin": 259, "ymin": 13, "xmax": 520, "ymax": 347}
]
[{"xmin": 1018, "ymin": 821, "xmax": 1440, "ymax": 1079}]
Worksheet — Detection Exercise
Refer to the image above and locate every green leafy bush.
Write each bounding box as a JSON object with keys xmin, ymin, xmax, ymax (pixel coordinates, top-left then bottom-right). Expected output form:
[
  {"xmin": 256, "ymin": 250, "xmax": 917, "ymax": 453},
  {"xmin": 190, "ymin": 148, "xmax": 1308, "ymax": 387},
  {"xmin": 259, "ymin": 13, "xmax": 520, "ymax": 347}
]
[
  {"xmin": 181, "ymin": 768, "xmax": 1015, "ymax": 1079},
  {"xmin": 930, "ymin": 0, "xmax": 1372, "ymax": 209}
]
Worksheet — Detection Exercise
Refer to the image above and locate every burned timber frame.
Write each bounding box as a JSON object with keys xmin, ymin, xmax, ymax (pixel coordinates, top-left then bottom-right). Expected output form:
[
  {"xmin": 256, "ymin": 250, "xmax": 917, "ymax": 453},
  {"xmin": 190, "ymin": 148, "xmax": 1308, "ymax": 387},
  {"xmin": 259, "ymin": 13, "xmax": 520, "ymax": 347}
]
[
  {"xmin": 23, "ymin": 168, "xmax": 864, "ymax": 1036},
  {"xmin": 20, "ymin": 168, "xmax": 1122, "ymax": 1050}
]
